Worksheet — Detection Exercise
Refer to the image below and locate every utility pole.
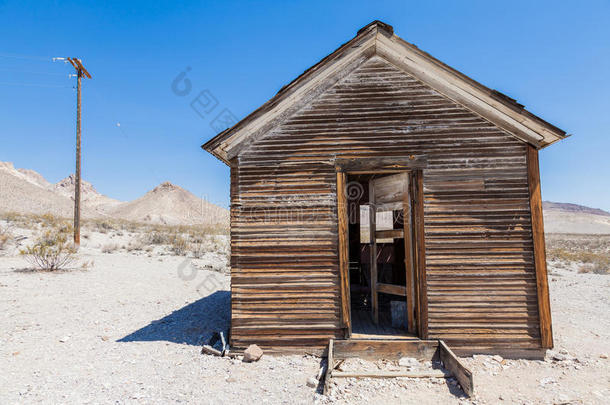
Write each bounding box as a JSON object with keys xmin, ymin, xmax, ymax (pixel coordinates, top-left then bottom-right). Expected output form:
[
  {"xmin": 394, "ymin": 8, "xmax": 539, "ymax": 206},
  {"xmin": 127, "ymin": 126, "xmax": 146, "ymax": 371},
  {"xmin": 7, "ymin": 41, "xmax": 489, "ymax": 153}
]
[{"xmin": 55, "ymin": 57, "xmax": 91, "ymax": 247}]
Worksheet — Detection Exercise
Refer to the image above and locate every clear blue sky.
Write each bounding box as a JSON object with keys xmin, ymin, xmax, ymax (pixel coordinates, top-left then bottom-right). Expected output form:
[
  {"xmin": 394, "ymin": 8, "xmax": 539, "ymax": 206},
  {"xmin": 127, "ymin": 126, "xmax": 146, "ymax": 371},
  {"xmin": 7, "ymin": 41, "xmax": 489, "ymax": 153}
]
[{"xmin": 1, "ymin": 1, "xmax": 608, "ymax": 210}]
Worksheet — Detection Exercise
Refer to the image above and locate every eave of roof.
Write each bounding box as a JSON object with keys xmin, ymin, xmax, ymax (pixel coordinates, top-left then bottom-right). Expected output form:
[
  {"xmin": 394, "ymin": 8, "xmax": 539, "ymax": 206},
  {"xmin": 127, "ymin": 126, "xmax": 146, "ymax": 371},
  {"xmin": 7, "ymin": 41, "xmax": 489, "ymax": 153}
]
[{"xmin": 202, "ymin": 20, "xmax": 567, "ymax": 165}]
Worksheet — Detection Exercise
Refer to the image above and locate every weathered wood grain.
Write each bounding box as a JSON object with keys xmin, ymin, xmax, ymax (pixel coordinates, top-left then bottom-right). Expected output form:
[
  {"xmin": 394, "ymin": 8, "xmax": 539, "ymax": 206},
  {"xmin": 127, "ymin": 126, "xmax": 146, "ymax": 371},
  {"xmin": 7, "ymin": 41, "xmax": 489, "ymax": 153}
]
[
  {"xmin": 323, "ymin": 339, "xmax": 334, "ymax": 395},
  {"xmin": 527, "ymin": 145, "xmax": 553, "ymax": 348},
  {"xmin": 332, "ymin": 370, "xmax": 448, "ymax": 378},
  {"xmin": 336, "ymin": 171, "xmax": 351, "ymax": 334},
  {"xmin": 439, "ymin": 340, "xmax": 474, "ymax": 396},
  {"xmin": 333, "ymin": 339, "xmax": 439, "ymax": 361},
  {"xmin": 368, "ymin": 178, "xmax": 378, "ymax": 324},
  {"xmin": 227, "ymin": 58, "xmax": 544, "ymax": 352}
]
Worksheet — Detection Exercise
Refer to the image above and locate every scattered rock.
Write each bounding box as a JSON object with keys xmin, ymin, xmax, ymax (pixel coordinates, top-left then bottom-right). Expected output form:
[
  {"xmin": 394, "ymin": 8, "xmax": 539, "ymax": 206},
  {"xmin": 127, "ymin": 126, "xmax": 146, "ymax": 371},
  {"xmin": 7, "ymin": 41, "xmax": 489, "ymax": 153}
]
[
  {"xmin": 551, "ymin": 352, "xmax": 571, "ymax": 362},
  {"xmin": 202, "ymin": 344, "xmax": 223, "ymax": 357},
  {"xmin": 59, "ymin": 336, "xmax": 69, "ymax": 343},
  {"xmin": 492, "ymin": 355, "xmax": 503, "ymax": 363},
  {"xmin": 101, "ymin": 335, "xmax": 109, "ymax": 341},
  {"xmin": 600, "ymin": 353, "xmax": 608, "ymax": 359},
  {"xmin": 539, "ymin": 376, "xmax": 557, "ymax": 387},
  {"xmin": 243, "ymin": 344, "xmax": 263, "ymax": 362},
  {"xmin": 306, "ymin": 377, "xmax": 318, "ymax": 388},
  {"xmin": 398, "ymin": 357, "xmax": 419, "ymax": 368}
]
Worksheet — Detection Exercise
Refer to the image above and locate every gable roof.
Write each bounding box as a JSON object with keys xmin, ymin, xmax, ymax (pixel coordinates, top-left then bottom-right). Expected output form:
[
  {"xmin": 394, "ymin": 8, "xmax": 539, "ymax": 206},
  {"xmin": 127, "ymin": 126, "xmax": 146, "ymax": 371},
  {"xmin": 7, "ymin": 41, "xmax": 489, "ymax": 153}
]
[{"xmin": 203, "ymin": 20, "xmax": 567, "ymax": 165}]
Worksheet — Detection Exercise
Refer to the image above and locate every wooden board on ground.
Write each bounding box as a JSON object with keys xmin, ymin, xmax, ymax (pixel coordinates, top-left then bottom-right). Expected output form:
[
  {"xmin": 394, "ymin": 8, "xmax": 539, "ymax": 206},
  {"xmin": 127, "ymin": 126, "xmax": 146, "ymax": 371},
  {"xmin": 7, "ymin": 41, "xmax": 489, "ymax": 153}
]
[
  {"xmin": 439, "ymin": 340, "xmax": 474, "ymax": 397},
  {"xmin": 332, "ymin": 370, "xmax": 448, "ymax": 378},
  {"xmin": 333, "ymin": 339, "xmax": 440, "ymax": 361},
  {"xmin": 324, "ymin": 339, "xmax": 475, "ymax": 398},
  {"xmin": 323, "ymin": 339, "xmax": 334, "ymax": 395}
]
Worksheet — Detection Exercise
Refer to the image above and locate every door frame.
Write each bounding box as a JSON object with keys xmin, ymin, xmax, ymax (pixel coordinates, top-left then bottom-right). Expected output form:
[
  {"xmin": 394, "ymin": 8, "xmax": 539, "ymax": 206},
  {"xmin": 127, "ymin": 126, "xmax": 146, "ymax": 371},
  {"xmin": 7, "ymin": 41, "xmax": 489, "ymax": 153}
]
[{"xmin": 335, "ymin": 157, "xmax": 428, "ymax": 339}]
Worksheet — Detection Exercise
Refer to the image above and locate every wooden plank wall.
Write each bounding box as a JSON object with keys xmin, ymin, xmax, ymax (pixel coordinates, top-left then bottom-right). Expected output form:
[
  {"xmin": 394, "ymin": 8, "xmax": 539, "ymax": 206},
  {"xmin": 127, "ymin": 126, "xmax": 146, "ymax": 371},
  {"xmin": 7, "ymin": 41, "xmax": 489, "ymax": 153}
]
[{"xmin": 230, "ymin": 56, "xmax": 542, "ymax": 352}]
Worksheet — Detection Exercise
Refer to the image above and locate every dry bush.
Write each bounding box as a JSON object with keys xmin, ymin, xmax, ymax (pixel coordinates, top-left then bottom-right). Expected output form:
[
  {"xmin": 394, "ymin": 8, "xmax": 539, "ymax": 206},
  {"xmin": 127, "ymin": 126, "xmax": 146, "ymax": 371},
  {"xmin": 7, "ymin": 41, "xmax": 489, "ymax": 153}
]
[
  {"xmin": 93, "ymin": 220, "xmax": 115, "ymax": 234},
  {"xmin": 546, "ymin": 234, "xmax": 610, "ymax": 275},
  {"xmin": 20, "ymin": 221, "xmax": 76, "ymax": 271},
  {"xmin": 38, "ymin": 213, "xmax": 62, "ymax": 227},
  {"xmin": 578, "ymin": 263, "xmax": 608, "ymax": 275},
  {"xmin": 1, "ymin": 211, "xmax": 33, "ymax": 228},
  {"xmin": 1, "ymin": 211, "xmax": 21, "ymax": 223},
  {"xmin": 0, "ymin": 224, "xmax": 13, "ymax": 251},
  {"xmin": 1, "ymin": 212, "xmax": 77, "ymax": 231},
  {"xmin": 187, "ymin": 233, "xmax": 230, "ymax": 259},
  {"xmin": 101, "ymin": 243, "xmax": 120, "ymax": 254},
  {"xmin": 169, "ymin": 234, "xmax": 189, "ymax": 255},
  {"xmin": 126, "ymin": 240, "xmax": 144, "ymax": 252},
  {"xmin": 144, "ymin": 230, "xmax": 169, "ymax": 245},
  {"xmin": 137, "ymin": 229, "xmax": 189, "ymax": 255},
  {"xmin": 81, "ymin": 260, "xmax": 95, "ymax": 270}
]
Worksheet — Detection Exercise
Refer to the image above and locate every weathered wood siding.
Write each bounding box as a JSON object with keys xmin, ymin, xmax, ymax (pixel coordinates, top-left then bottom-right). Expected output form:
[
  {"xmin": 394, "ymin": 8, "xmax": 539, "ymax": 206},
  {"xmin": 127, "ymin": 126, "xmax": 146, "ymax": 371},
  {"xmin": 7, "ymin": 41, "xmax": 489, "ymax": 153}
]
[{"xmin": 230, "ymin": 56, "xmax": 540, "ymax": 352}]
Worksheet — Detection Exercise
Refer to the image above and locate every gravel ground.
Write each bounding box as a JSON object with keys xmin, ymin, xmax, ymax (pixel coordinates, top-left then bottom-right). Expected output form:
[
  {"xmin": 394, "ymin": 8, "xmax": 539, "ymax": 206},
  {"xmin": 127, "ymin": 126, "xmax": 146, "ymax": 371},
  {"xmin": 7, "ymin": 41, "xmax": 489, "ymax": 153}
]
[{"xmin": 1, "ymin": 230, "xmax": 609, "ymax": 404}]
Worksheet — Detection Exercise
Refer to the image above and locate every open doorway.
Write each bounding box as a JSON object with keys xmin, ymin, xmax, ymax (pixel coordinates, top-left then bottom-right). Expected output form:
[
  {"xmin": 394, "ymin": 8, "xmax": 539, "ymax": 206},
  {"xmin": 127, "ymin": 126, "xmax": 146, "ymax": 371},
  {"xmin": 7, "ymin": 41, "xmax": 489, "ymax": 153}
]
[{"xmin": 345, "ymin": 172, "xmax": 417, "ymax": 338}]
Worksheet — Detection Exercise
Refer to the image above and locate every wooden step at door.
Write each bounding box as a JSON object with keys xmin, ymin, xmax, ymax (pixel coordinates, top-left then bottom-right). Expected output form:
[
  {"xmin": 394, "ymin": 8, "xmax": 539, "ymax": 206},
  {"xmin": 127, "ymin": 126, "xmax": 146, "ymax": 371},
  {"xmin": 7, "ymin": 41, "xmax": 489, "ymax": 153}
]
[{"xmin": 323, "ymin": 338, "xmax": 474, "ymax": 397}]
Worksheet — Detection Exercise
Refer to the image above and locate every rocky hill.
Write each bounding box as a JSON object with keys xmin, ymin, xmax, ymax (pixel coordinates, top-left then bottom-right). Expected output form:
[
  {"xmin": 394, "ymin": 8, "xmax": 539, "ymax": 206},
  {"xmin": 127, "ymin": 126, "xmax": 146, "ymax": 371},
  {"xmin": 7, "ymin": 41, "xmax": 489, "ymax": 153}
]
[
  {"xmin": 110, "ymin": 181, "xmax": 228, "ymax": 225},
  {"xmin": 0, "ymin": 161, "xmax": 228, "ymax": 226},
  {"xmin": 543, "ymin": 201, "xmax": 610, "ymax": 234}
]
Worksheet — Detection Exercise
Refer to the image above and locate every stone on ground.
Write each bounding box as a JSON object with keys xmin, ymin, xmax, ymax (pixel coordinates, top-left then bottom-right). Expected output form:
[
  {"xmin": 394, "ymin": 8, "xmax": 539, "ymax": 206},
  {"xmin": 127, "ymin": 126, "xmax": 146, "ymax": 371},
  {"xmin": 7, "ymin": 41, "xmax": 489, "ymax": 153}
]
[
  {"xmin": 243, "ymin": 344, "xmax": 263, "ymax": 362},
  {"xmin": 398, "ymin": 357, "xmax": 419, "ymax": 368}
]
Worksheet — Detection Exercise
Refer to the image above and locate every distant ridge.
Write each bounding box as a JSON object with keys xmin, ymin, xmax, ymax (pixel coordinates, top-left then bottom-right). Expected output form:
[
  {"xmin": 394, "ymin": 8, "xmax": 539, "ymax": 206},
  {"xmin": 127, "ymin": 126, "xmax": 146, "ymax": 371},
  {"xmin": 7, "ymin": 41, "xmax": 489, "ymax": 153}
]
[
  {"xmin": 0, "ymin": 161, "xmax": 228, "ymax": 226},
  {"xmin": 543, "ymin": 201, "xmax": 610, "ymax": 217},
  {"xmin": 543, "ymin": 201, "xmax": 610, "ymax": 234}
]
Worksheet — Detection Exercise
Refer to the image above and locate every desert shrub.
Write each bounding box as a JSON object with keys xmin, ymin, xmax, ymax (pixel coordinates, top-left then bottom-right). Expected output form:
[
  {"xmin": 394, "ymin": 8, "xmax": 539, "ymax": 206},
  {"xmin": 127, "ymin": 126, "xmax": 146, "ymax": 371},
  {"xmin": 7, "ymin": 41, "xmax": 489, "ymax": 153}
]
[
  {"xmin": 0, "ymin": 212, "xmax": 74, "ymax": 230},
  {"xmin": 38, "ymin": 213, "xmax": 62, "ymax": 227},
  {"xmin": 145, "ymin": 231, "xmax": 169, "ymax": 245},
  {"xmin": 578, "ymin": 263, "xmax": 608, "ymax": 275},
  {"xmin": 96, "ymin": 220, "xmax": 114, "ymax": 233},
  {"xmin": 81, "ymin": 260, "xmax": 94, "ymax": 270},
  {"xmin": 0, "ymin": 224, "xmax": 12, "ymax": 251},
  {"xmin": 101, "ymin": 243, "xmax": 119, "ymax": 253},
  {"xmin": 546, "ymin": 234, "xmax": 610, "ymax": 275},
  {"xmin": 1, "ymin": 211, "xmax": 21, "ymax": 223},
  {"xmin": 20, "ymin": 221, "xmax": 76, "ymax": 271},
  {"xmin": 190, "ymin": 241, "xmax": 206, "ymax": 258},
  {"xmin": 126, "ymin": 240, "xmax": 144, "ymax": 252},
  {"xmin": 169, "ymin": 234, "xmax": 189, "ymax": 255}
]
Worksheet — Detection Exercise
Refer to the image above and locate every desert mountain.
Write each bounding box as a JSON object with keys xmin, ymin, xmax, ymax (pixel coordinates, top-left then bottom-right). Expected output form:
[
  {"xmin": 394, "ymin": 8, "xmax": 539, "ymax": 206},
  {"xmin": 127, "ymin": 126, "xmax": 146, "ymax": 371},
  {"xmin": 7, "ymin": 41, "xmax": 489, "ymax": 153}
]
[
  {"xmin": 110, "ymin": 181, "xmax": 228, "ymax": 225},
  {"xmin": 543, "ymin": 201, "xmax": 610, "ymax": 234},
  {"xmin": 0, "ymin": 162, "xmax": 75, "ymax": 218},
  {"xmin": 54, "ymin": 174, "xmax": 122, "ymax": 211},
  {"xmin": 0, "ymin": 162, "xmax": 228, "ymax": 226}
]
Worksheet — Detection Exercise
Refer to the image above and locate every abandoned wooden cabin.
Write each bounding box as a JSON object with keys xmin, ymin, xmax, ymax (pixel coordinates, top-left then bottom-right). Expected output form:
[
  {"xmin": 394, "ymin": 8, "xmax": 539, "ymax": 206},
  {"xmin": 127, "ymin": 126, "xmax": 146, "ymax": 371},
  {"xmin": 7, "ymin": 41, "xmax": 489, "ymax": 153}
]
[{"xmin": 203, "ymin": 21, "xmax": 567, "ymax": 358}]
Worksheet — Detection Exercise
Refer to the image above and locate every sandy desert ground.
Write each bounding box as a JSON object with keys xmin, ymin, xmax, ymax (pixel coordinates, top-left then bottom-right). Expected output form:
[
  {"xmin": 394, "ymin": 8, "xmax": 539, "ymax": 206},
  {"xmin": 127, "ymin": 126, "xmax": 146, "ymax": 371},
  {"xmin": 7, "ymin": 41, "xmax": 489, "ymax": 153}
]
[{"xmin": 0, "ymin": 218, "xmax": 609, "ymax": 405}]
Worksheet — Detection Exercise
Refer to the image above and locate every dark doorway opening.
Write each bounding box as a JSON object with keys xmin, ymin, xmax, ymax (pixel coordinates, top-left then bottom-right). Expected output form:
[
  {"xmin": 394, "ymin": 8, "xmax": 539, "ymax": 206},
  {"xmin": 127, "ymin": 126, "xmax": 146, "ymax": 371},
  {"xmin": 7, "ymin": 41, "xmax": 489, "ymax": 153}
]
[{"xmin": 345, "ymin": 172, "xmax": 417, "ymax": 338}]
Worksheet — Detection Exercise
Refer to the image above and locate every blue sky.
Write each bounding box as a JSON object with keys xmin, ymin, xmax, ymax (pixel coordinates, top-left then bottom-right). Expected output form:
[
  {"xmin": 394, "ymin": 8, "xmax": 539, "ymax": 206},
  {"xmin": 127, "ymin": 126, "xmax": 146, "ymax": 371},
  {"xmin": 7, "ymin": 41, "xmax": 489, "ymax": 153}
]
[{"xmin": 0, "ymin": 1, "xmax": 608, "ymax": 210}]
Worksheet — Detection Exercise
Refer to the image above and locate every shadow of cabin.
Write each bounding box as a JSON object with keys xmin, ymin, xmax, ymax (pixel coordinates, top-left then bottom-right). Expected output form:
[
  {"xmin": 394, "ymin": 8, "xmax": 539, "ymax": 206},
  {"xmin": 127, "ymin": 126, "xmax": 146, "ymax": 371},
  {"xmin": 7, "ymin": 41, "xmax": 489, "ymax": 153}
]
[{"xmin": 119, "ymin": 290, "xmax": 230, "ymax": 346}]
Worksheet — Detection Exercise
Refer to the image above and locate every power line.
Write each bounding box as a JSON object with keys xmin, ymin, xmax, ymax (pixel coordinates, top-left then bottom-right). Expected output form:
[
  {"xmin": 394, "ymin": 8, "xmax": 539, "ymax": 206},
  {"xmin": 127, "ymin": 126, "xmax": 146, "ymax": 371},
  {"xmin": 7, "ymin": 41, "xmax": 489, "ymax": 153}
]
[
  {"xmin": 0, "ymin": 52, "xmax": 51, "ymax": 61},
  {"xmin": 0, "ymin": 81, "xmax": 72, "ymax": 88},
  {"xmin": 0, "ymin": 67, "xmax": 67, "ymax": 76}
]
